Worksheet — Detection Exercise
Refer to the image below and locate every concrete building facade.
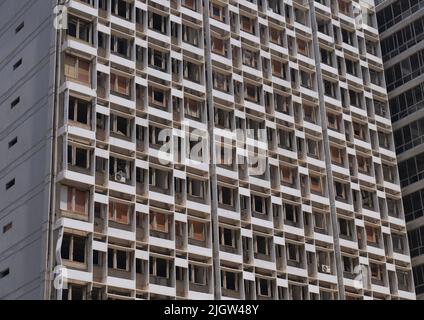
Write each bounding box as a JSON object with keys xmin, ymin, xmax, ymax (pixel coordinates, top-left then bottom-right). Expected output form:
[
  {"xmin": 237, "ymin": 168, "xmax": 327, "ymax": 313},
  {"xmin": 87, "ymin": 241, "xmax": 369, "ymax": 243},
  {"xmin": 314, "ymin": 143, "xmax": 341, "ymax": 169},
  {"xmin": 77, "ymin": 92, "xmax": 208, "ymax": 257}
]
[
  {"xmin": 377, "ymin": 0, "xmax": 424, "ymax": 299},
  {"xmin": 0, "ymin": 0, "xmax": 416, "ymax": 300}
]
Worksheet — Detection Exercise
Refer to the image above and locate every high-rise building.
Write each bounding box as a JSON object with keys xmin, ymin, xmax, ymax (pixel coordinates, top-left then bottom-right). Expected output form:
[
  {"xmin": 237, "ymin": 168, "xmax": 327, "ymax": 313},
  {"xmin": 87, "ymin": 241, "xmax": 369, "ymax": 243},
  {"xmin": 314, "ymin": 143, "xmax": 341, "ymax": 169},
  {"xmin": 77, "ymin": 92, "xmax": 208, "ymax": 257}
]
[
  {"xmin": 0, "ymin": 0, "xmax": 415, "ymax": 300},
  {"xmin": 377, "ymin": 0, "xmax": 424, "ymax": 299}
]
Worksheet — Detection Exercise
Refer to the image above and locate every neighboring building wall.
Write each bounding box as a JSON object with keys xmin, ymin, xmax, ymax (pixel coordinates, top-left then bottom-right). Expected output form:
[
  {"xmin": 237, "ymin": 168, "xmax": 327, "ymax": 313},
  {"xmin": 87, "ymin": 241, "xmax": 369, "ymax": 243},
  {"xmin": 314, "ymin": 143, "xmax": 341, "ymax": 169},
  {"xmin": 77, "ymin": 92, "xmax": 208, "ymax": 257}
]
[
  {"xmin": 377, "ymin": 0, "xmax": 424, "ymax": 299},
  {"xmin": 0, "ymin": 0, "xmax": 56, "ymax": 299}
]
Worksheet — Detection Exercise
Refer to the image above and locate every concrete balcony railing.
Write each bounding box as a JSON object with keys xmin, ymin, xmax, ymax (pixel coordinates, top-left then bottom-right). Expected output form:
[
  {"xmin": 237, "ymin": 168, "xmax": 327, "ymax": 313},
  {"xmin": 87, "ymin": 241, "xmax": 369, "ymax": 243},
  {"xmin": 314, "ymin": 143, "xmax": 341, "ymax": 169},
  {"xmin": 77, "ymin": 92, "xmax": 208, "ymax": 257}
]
[
  {"xmin": 108, "ymin": 268, "xmax": 132, "ymax": 280},
  {"xmin": 150, "ymin": 276, "xmax": 172, "ymax": 287},
  {"xmin": 189, "ymin": 282, "xmax": 212, "ymax": 294}
]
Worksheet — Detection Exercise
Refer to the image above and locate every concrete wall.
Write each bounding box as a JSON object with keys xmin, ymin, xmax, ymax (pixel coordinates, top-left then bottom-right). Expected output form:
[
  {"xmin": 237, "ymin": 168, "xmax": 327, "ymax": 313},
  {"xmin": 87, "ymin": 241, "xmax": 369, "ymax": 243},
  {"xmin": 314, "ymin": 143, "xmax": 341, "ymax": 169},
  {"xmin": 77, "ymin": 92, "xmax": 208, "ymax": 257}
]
[{"xmin": 0, "ymin": 0, "xmax": 56, "ymax": 299}]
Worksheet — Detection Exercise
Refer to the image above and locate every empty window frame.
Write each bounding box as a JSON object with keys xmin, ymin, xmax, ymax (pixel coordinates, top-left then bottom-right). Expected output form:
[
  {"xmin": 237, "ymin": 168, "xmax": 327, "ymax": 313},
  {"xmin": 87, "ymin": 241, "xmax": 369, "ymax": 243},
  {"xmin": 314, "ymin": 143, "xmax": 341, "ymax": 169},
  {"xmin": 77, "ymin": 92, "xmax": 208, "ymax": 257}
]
[
  {"xmin": 67, "ymin": 15, "xmax": 92, "ymax": 43},
  {"xmin": 221, "ymin": 270, "xmax": 239, "ymax": 291},
  {"xmin": 149, "ymin": 256, "xmax": 170, "ymax": 278}
]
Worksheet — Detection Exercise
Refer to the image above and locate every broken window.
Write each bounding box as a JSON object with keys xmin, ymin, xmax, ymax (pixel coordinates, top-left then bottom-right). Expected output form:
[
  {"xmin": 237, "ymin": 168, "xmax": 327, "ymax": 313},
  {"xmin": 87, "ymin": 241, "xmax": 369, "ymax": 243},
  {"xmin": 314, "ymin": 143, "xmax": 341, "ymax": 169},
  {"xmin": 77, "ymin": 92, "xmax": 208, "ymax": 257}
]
[
  {"xmin": 110, "ymin": 73, "xmax": 131, "ymax": 97},
  {"xmin": 255, "ymin": 235, "xmax": 269, "ymax": 255},
  {"xmin": 61, "ymin": 234, "xmax": 86, "ymax": 263}
]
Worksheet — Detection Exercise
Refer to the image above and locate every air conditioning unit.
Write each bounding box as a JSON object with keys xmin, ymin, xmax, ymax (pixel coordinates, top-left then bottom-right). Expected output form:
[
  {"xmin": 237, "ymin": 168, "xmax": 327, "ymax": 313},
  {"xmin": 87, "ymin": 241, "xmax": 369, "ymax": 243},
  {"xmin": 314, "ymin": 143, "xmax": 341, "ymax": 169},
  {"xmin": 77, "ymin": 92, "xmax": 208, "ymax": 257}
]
[
  {"xmin": 321, "ymin": 265, "xmax": 331, "ymax": 274},
  {"xmin": 115, "ymin": 171, "xmax": 127, "ymax": 183}
]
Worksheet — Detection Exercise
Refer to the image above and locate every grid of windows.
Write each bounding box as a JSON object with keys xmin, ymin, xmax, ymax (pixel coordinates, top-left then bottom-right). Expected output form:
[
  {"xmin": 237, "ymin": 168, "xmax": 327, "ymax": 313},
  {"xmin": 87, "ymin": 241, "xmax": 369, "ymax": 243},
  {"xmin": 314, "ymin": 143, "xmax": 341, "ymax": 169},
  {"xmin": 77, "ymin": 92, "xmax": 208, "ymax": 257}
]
[{"xmin": 46, "ymin": 0, "xmax": 414, "ymax": 300}]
